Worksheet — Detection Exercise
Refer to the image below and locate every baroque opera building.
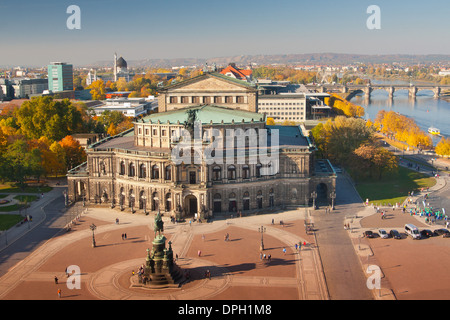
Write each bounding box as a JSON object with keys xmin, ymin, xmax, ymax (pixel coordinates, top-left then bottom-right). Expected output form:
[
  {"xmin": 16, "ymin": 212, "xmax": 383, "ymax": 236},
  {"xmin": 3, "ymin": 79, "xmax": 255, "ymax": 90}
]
[{"xmin": 67, "ymin": 72, "xmax": 336, "ymax": 219}]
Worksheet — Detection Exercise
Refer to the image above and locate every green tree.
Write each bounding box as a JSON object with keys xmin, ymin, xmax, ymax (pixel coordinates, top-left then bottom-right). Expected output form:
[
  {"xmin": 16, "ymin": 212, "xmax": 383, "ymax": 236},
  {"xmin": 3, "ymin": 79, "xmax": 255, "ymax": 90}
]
[
  {"xmin": 15, "ymin": 96, "xmax": 83, "ymax": 141},
  {"xmin": 0, "ymin": 139, "xmax": 42, "ymax": 188}
]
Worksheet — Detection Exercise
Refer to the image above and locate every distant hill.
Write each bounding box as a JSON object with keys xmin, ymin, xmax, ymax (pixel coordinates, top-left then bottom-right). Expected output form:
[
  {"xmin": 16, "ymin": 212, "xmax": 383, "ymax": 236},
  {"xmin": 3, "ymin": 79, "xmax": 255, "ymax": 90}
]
[{"xmin": 89, "ymin": 53, "xmax": 450, "ymax": 68}]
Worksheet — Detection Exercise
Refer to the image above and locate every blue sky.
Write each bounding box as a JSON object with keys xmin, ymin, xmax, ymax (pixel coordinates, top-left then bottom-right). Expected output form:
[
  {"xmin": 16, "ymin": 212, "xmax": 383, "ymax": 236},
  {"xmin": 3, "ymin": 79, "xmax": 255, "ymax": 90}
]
[{"xmin": 0, "ymin": 0, "xmax": 449, "ymax": 66}]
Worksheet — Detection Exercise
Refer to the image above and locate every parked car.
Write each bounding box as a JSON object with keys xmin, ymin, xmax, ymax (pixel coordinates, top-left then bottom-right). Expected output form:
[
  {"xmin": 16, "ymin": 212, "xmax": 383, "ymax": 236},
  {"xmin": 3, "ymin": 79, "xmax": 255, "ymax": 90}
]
[
  {"xmin": 420, "ymin": 229, "xmax": 435, "ymax": 238},
  {"xmin": 390, "ymin": 229, "xmax": 401, "ymax": 239},
  {"xmin": 434, "ymin": 229, "xmax": 450, "ymax": 238},
  {"xmin": 405, "ymin": 224, "xmax": 421, "ymax": 239},
  {"xmin": 379, "ymin": 229, "xmax": 389, "ymax": 239},
  {"xmin": 363, "ymin": 230, "xmax": 374, "ymax": 238}
]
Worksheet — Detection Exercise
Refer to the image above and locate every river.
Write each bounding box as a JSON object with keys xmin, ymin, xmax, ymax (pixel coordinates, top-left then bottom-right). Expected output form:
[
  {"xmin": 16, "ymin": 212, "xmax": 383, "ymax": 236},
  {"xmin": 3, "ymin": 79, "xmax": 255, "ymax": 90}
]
[{"xmin": 349, "ymin": 79, "xmax": 450, "ymax": 146}]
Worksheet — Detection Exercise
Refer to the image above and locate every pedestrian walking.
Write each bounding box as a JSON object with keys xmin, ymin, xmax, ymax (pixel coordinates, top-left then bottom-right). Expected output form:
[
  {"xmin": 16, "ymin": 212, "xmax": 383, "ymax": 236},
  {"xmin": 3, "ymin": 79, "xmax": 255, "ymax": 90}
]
[
  {"xmin": 202, "ymin": 234, "xmax": 205, "ymax": 241},
  {"xmin": 124, "ymin": 233, "xmax": 127, "ymax": 240},
  {"xmin": 54, "ymin": 276, "xmax": 58, "ymax": 284},
  {"xmin": 121, "ymin": 233, "xmax": 124, "ymax": 240},
  {"xmin": 268, "ymin": 254, "xmax": 271, "ymax": 262},
  {"xmin": 299, "ymin": 242, "xmax": 302, "ymax": 251},
  {"xmin": 198, "ymin": 250, "xmax": 201, "ymax": 257},
  {"xmin": 295, "ymin": 243, "xmax": 298, "ymax": 252},
  {"xmin": 57, "ymin": 288, "xmax": 61, "ymax": 298},
  {"xmin": 283, "ymin": 247, "xmax": 286, "ymax": 255}
]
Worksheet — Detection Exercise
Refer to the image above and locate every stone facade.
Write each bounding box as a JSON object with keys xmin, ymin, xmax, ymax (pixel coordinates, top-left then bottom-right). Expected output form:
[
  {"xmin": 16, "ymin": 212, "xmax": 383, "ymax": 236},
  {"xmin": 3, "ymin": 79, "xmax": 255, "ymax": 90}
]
[
  {"xmin": 157, "ymin": 73, "xmax": 258, "ymax": 113},
  {"xmin": 67, "ymin": 74, "xmax": 335, "ymax": 218}
]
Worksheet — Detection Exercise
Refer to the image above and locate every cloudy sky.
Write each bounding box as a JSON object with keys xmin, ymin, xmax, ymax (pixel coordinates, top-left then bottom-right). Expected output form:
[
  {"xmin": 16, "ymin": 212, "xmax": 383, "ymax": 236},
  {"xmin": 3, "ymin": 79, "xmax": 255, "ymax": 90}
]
[{"xmin": 1, "ymin": 0, "xmax": 449, "ymax": 66}]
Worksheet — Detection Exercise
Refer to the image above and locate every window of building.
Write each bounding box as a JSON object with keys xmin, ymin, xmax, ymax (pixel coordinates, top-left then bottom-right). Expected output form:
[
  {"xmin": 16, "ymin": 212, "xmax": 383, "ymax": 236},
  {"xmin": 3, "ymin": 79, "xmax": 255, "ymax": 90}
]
[
  {"xmin": 236, "ymin": 96, "xmax": 244, "ymax": 104},
  {"xmin": 225, "ymin": 96, "xmax": 233, "ymax": 104},
  {"xmin": 129, "ymin": 163, "xmax": 135, "ymax": 177},
  {"xmin": 242, "ymin": 165, "xmax": 250, "ymax": 179},
  {"xmin": 139, "ymin": 164, "xmax": 146, "ymax": 178},
  {"xmin": 165, "ymin": 165, "xmax": 171, "ymax": 180},
  {"xmin": 227, "ymin": 165, "xmax": 236, "ymax": 180},
  {"xmin": 170, "ymin": 96, "xmax": 178, "ymax": 103},
  {"xmin": 151, "ymin": 165, "xmax": 159, "ymax": 179},
  {"xmin": 213, "ymin": 166, "xmax": 222, "ymax": 181}
]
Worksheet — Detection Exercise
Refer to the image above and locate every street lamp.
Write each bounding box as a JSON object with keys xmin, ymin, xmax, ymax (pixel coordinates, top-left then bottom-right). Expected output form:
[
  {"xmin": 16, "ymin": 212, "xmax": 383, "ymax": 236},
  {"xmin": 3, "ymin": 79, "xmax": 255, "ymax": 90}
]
[
  {"xmin": 258, "ymin": 225, "xmax": 266, "ymax": 251},
  {"xmin": 330, "ymin": 191, "xmax": 336, "ymax": 210},
  {"xmin": 90, "ymin": 223, "xmax": 97, "ymax": 248},
  {"xmin": 311, "ymin": 191, "xmax": 317, "ymax": 210}
]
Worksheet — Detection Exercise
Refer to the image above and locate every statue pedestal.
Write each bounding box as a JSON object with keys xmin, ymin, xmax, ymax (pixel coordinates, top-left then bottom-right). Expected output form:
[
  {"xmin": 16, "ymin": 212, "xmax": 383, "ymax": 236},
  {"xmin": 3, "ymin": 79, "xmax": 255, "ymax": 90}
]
[{"xmin": 131, "ymin": 235, "xmax": 183, "ymax": 288}]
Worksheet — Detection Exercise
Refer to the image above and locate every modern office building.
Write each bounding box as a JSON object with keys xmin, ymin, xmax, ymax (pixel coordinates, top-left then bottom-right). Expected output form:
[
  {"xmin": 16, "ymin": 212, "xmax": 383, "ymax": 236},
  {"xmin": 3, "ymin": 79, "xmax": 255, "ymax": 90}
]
[
  {"xmin": 10, "ymin": 78, "xmax": 48, "ymax": 98},
  {"xmin": 47, "ymin": 62, "xmax": 74, "ymax": 92}
]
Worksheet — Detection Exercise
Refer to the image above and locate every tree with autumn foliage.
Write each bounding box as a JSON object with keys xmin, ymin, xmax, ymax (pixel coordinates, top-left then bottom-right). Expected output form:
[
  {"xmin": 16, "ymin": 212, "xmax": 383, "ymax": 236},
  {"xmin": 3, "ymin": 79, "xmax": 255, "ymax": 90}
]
[
  {"xmin": 89, "ymin": 79, "xmax": 107, "ymax": 100},
  {"xmin": 58, "ymin": 136, "xmax": 87, "ymax": 171},
  {"xmin": 311, "ymin": 116, "xmax": 397, "ymax": 180},
  {"xmin": 352, "ymin": 143, "xmax": 398, "ymax": 180},
  {"xmin": 435, "ymin": 138, "xmax": 450, "ymax": 156},
  {"xmin": 374, "ymin": 110, "xmax": 432, "ymax": 148}
]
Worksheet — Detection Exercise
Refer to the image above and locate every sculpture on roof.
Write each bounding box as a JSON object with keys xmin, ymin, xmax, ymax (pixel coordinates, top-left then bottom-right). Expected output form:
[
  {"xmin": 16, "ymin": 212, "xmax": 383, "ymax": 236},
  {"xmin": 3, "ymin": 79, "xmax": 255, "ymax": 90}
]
[{"xmin": 183, "ymin": 109, "xmax": 198, "ymax": 135}]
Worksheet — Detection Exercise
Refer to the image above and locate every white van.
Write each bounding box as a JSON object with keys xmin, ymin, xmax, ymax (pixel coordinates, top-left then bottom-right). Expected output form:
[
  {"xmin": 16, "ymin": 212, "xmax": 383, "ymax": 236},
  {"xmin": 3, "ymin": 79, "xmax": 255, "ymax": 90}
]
[{"xmin": 405, "ymin": 224, "xmax": 421, "ymax": 239}]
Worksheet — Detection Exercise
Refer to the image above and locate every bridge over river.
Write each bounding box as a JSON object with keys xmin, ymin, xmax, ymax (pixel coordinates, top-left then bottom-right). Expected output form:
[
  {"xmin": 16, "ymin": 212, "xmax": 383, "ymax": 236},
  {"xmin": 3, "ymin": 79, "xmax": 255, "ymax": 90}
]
[{"xmin": 304, "ymin": 83, "xmax": 450, "ymax": 100}]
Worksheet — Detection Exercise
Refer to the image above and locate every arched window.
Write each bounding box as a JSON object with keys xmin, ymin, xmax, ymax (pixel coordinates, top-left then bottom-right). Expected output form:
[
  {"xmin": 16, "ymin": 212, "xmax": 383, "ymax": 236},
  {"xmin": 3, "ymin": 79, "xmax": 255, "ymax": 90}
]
[
  {"xmin": 228, "ymin": 192, "xmax": 237, "ymax": 212},
  {"xmin": 257, "ymin": 190, "xmax": 263, "ymax": 209},
  {"xmin": 213, "ymin": 193, "xmax": 222, "ymax": 213},
  {"xmin": 243, "ymin": 191, "xmax": 250, "ymax": 211},
  {"xmin": 165, "ymin": 165, "xmax": 172, "ymax": 180},
  {"xmin": 120, "ymin": 161, "xmax": 126, "ymax": 175},
  {"xmin": 165, "ymin": 193, "xmax": 172, "ymax": 212},
  {"xmin": 152, "ymin": 164, "xmax": 159, "ymax": 179},
  {"xmin": 256, "ymin": 163, "xmax": 262, "ymax": 178},
  {"xmin": 242, "ymin": 165, "xmax": 250, "ymax": 179},
  {"xmin": 129, "ymin": 163, "xmax": 135, "ymax": 177},
  {"xmin": 139, "ymin": 164, "xmax": 146, "ymax": 178},
  {"xmin": 213, "ymin": 166, "xmax": 222, "ymax": 181},
  {"xmin": 152, "ymin": 192, "xmax": 159, "ymax": 211},
  {"xmin": 269, "ymin": 188, "xmax": 274, "ymax": 208},
  {"xmin": 227, "ymin": 165, "xmax": 236, "ymax": 180}
]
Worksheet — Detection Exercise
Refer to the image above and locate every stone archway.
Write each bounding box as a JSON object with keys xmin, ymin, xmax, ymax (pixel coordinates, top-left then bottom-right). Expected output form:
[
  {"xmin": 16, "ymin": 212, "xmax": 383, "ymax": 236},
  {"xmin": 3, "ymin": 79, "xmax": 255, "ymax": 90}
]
[
  {"xmin": 184, "ymin": 194, "xmax": 197, "ymax": 216},
  {"xmin": 316, "ymin": 183, "xmax": 328, "ymax": 205}
]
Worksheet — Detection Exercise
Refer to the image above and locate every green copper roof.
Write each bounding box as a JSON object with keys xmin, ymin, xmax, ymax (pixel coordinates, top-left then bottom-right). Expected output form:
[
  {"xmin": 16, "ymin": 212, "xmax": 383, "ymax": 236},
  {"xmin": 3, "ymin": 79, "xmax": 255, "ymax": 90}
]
[{"xmin": 142, "ymin": 105, "xmax": 265, "ymax": 125}]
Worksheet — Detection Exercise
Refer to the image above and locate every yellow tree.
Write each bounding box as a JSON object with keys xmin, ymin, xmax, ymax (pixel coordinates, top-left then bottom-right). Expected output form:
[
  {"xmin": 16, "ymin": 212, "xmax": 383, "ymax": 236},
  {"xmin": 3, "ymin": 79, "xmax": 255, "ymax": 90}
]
[
  {"xmin": 435, "ymin": 138, "xmax": 450, "ymax": 156},
  {"xmin": 89, "ymin": 79, "xmax": 106, "ymax": 100}
]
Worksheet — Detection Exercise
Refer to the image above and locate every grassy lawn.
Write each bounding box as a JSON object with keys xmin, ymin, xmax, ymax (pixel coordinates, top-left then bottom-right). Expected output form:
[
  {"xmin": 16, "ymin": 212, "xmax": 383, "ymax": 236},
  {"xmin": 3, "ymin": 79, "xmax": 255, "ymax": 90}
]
[
  {"xmin": 13, "ymin": 195, "xmax": 39, "ymax": 203},
  {"xmin": 0, "ymin": 214, "xmax": 24, "ymax": 230},
  {"xmin": 355, "ymin": 166, "xmax": 436, "ymax": 206},
  {"xmin": 0, "ymin": 204, "xmax": 21, "ymax": 212},
  {"xmin": 0, "ymin": 183, "xmax": 52, "ymax": 194}
]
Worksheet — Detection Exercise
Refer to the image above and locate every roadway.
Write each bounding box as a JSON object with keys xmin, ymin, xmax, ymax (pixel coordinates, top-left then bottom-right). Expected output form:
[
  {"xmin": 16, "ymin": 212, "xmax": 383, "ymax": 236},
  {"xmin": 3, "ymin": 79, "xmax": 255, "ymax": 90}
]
[
  {"xmin": 312, "ymin": 174, "xmax": 373, "ymax": 300},
  {"xmin": 0, "ymin": 185, "xmax": 70, "ymax": 278}
]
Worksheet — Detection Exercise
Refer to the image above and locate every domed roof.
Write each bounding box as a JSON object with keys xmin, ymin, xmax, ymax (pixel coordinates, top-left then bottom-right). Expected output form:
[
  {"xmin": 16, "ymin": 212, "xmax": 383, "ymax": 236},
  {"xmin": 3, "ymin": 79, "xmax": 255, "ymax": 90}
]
[{"xmin": 116, "ymin": 56, "xmax": 127, "ymax": 68}]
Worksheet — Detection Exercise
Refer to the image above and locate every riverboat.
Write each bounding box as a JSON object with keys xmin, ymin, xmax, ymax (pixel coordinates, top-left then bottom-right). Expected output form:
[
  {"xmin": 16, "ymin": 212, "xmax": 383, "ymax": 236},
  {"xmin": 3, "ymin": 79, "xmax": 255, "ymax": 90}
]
[{"xmin": 428, "ymin": 127, "xmax": 440, "ymax": 135}]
